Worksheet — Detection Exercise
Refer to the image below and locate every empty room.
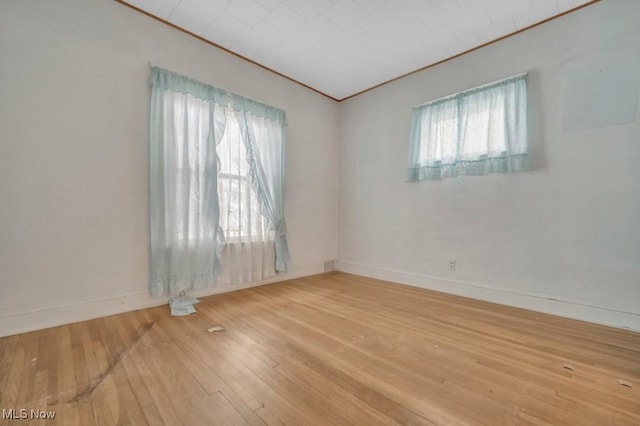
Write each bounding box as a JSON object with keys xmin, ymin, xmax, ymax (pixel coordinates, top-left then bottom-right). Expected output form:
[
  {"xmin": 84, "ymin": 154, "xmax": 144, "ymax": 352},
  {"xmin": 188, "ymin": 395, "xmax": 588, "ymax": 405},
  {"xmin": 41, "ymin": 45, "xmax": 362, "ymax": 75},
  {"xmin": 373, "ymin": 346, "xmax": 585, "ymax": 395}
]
[{"xmin": 1, "ymin": 0, "xmax": 639, "ymax": 424}]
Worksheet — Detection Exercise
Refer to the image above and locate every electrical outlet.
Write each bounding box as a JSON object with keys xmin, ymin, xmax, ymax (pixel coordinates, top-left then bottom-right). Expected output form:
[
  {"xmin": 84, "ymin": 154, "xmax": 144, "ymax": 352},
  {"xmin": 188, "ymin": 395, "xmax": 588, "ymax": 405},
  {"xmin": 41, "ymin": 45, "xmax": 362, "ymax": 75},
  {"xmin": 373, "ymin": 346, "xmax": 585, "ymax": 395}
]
[{"xmin": 448, "ymin": 260, "xmax": 456, "ymax": 271}]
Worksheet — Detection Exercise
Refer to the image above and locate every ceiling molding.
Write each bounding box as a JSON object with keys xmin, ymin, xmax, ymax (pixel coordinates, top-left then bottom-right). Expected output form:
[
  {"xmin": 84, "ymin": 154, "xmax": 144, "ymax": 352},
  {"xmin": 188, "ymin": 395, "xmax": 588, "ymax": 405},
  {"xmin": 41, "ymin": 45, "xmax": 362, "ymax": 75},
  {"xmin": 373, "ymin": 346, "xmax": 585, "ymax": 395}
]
[
  {"xmin": 340, "ymin": 0, "xmax": 601, "ymax": 102},
  {"xmin": 114, "ymin": 0, "xmax": 601, "ymax": 103},
  {"xmin": 114, "ymin": 0, "xmax": 340, "ymax": 102}
]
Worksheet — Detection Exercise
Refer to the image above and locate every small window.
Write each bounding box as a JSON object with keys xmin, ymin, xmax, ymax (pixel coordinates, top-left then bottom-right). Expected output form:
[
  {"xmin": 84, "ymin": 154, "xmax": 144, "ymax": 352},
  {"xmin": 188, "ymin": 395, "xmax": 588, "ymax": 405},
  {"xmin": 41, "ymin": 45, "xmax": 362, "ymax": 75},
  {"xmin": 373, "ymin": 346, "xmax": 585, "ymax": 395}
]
[{"xmin": 408, "ymin": 73, "xmax": 529, "ymax": 181}]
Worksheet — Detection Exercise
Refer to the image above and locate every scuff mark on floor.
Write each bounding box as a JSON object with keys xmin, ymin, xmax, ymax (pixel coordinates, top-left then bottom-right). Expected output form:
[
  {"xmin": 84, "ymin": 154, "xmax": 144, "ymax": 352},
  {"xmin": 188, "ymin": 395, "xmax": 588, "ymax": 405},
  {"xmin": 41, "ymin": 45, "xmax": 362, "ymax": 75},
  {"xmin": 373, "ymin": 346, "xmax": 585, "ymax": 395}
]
[{"xmin": 51, "ymin": 321, "xmax": 155, "ymax": 404}]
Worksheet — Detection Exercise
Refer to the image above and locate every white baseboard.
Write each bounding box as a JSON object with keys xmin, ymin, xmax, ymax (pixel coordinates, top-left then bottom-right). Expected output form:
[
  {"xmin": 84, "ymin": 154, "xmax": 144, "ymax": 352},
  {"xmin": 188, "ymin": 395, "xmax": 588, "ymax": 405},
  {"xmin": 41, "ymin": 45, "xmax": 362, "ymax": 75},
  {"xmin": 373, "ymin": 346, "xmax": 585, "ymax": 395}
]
[
  {"xmin": 336, "ymin": 260, "xmax": 640, "ymax": 332},
  {"xmin": 0, "ymin": 264, "xmax": 324, "ymax": 338}
]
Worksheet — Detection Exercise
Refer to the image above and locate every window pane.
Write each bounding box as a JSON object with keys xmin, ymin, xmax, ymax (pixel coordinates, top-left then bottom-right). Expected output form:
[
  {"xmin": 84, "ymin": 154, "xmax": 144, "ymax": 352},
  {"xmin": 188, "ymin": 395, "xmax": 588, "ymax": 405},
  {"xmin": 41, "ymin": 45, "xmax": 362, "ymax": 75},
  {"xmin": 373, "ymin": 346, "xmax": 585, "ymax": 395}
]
[{"xmin": 217, "ymin": 111, "xmax": 270, "ymax": 241}]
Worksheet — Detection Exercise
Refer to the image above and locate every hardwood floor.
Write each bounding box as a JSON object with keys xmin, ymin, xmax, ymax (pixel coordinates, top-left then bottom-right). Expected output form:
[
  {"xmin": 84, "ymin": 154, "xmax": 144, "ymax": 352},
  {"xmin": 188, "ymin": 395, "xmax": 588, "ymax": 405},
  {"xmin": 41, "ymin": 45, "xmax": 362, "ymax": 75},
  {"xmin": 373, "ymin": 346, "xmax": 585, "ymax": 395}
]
[{"xmin": 1, "ymin": 272, "xmax": 639, "ymax": 425}]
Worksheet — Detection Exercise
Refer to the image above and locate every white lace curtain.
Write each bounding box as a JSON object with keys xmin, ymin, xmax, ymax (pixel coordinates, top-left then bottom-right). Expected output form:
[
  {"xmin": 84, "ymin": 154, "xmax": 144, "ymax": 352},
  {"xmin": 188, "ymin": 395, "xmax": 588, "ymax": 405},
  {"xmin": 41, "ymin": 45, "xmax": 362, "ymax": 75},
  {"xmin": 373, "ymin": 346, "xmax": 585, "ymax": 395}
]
[
  {"xmin": 217, "ymin": 108, "xmax": 276, "ymax": 285},
  {"xmin": 408, "ymin": 73, "xmax": 528, "ymax": 181},
  {"xmin": 149, "ymin": 67, "xmax": 289, "ymax": 297}
]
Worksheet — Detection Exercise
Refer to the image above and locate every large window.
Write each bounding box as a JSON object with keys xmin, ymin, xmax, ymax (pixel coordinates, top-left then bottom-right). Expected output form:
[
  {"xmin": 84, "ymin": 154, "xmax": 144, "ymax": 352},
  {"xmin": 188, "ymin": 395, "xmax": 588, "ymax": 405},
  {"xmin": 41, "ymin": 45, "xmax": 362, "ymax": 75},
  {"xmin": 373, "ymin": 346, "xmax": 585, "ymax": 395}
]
[
  {"xmin": 149, "ymin": 67, "xmax": 290, "ymax": 297},
  {"xmin": 408, "ymin": 73, "xmax": 529, "ymax": 181},
  {"xmin": 171, "ymin": 103, "xmax": 269, "ymax": 244}
]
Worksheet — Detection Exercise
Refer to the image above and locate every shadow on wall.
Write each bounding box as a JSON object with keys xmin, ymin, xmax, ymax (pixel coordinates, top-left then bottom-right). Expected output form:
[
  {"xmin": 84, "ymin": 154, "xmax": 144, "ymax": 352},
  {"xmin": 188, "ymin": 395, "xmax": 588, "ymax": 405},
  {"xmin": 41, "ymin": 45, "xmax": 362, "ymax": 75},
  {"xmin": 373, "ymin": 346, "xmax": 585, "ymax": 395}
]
[{"xmin": 528, "ymin": 70, "xmax": 548, "ymax": 172}]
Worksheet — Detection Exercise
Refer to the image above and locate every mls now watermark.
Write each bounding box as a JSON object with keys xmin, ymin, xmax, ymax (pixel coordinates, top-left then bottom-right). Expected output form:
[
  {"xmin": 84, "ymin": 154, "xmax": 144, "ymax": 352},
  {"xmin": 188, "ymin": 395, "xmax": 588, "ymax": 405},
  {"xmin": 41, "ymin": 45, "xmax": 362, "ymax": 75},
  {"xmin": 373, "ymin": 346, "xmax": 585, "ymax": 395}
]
[{"xmin": 2, "ymin": 409, "xmax": 56, "ymax": 420}]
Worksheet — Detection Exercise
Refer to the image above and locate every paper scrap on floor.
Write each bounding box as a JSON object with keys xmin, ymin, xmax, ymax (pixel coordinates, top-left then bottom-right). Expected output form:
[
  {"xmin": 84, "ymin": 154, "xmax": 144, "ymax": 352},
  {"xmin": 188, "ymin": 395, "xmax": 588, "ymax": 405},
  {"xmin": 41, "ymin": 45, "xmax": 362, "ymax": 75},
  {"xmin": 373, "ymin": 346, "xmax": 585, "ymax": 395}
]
[{"xmin": 169, "ymin": 295, "xmax": 199, "ymax": 316}]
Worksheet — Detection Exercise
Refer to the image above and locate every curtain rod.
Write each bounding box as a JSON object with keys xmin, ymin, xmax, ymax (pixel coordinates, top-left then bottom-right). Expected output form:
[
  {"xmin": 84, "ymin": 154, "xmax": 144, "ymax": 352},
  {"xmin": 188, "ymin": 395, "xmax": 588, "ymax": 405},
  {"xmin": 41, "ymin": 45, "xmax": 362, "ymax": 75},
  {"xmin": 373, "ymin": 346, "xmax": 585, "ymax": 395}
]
[
  {"xmin": 148, "ymin": 62, "xmax": 285, "ymax": 115},
  {"xmin": 414, "ymin": 71, "xmax": 528, "ymax": 109}
]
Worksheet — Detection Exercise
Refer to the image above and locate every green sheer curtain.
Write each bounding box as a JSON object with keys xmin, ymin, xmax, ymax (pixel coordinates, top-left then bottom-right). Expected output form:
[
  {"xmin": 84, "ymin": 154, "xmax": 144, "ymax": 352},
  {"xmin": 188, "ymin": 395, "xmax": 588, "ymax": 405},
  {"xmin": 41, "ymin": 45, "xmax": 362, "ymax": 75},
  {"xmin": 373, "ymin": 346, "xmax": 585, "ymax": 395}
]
[
  {"xmin": 408, "ymin": 73, "xmax": 528, "ymax": 181},
  {"xmin": 149, "ymin": 67, "xmax": 289, "ymax": 297},
  {"xmin": 233, "ymin": 96, "xmax": 290, "ymax": 271}
]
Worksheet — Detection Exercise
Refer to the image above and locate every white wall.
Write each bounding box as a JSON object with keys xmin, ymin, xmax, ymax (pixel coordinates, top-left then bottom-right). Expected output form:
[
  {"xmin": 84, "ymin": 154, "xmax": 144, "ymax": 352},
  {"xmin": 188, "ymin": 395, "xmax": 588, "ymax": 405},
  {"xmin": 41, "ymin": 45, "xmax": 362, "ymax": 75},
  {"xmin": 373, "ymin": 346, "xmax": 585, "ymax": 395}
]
[
  {"xmin": 0, "ymin": 0, "xmax": 339, "ymax": 337},
  {"xmin": 338, "ymin": 0, "xmax": 640, "ymax": 330},
  {"xmin": 2, "ymin": 0, "xmax": 638, "ymax": 337}
]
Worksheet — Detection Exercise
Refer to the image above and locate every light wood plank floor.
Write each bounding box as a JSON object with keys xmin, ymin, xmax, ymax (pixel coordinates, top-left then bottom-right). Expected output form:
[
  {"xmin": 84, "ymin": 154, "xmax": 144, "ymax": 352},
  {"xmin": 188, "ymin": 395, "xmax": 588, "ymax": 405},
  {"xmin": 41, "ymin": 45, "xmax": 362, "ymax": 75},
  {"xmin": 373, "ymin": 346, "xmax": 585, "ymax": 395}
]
[{"xmin": 1, "ymin": 272, "xmax": 639, "ymax": 425}]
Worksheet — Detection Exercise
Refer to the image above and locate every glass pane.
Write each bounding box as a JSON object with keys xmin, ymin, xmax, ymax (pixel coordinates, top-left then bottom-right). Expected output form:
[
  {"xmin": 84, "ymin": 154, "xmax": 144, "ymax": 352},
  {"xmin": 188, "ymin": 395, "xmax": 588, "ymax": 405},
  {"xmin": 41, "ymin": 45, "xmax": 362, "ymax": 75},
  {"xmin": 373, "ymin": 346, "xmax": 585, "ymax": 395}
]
[{"xmin": 217, "ymin": 111, "xmax": 270, "ymax": 241}]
